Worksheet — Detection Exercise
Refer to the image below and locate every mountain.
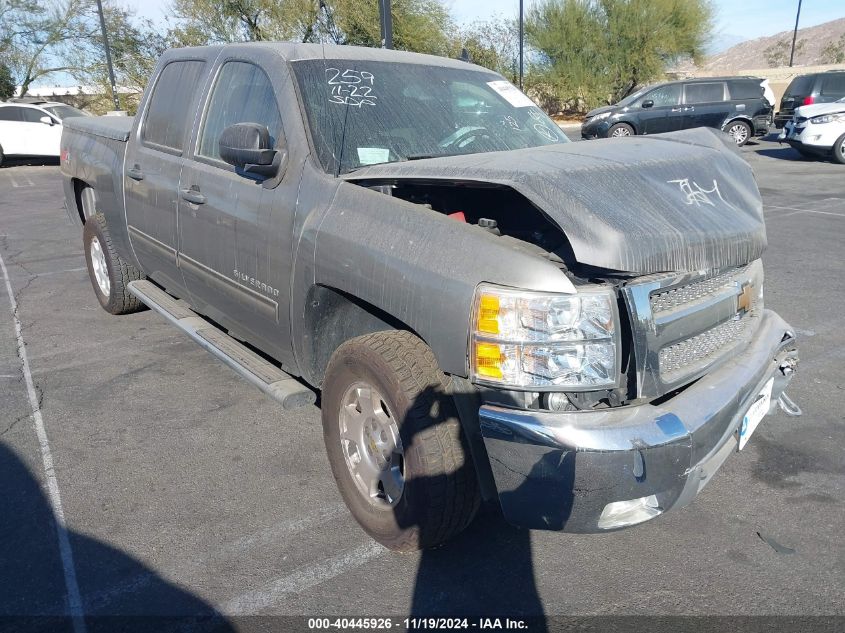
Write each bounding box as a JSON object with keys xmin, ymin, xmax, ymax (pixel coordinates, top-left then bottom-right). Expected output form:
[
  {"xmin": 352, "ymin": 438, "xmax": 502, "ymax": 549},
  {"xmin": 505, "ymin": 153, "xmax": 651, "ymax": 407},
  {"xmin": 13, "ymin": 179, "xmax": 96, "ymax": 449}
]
[
  {"xmin": 690, "ymin": 17, "xmax": 845, "ymax": 71},
  {"xmin": 707, "ymin": 33, "xmax": 747, "ymax": 55}
]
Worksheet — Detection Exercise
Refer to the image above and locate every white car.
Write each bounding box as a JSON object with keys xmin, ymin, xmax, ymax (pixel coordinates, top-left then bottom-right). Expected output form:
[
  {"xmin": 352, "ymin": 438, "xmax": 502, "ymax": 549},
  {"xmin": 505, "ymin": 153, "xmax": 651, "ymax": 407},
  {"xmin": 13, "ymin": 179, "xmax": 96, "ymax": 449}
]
[
  {"xmin": 779, "ymin": 96, "xmax": 845, "ymax": 164},
  {"xmin": 0, "ymin": 101, "xmax": 88, "ymax": 167}
]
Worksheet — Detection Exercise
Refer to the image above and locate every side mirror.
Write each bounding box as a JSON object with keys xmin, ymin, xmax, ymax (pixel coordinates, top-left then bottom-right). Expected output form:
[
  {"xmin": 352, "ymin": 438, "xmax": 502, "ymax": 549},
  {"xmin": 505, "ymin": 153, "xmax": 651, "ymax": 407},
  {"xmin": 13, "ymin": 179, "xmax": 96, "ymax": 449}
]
[
  {"xmin": 39, "ymin": 116, "xmax": 55, "ymax": 125},
  {"xmin": 641, "ymin": 100, "xmax": 654, "ymax": 109},
  {"xmin": 218, "ymin": 123, "xmax": 280, "ymax": 178}
]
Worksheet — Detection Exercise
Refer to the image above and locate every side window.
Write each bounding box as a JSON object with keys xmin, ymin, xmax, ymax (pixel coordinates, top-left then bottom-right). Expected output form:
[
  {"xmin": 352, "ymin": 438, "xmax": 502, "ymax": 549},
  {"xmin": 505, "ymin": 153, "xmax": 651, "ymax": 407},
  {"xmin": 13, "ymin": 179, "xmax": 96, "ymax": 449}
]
[
  {"xmin": 645, "ymin": 84, "xmax": 681, "ymax": 107},
  {"xmin": 820, "ymin": 74, "xmax": 845, "ymax": 96},
  {"xmin": 684, "ymin": 83, "xmax": 726, "ymax": 104},
  {"xmin": 727, "ymin": 81, "xmax": 762, "ymax": 100},
  {"xmin": 198, "ymin": 61, "xmax": 282, "ymax": 162},
  {"xmin": 20, "ymin": 108, "xmax": 46, "ymax": 123},
  {"xmin": 0, "ymin": 107, "xmax": 23, "ymax": 121},
  {"xmin": 142, "ymin": 60, "xmax": 207, "ymax": 153}
]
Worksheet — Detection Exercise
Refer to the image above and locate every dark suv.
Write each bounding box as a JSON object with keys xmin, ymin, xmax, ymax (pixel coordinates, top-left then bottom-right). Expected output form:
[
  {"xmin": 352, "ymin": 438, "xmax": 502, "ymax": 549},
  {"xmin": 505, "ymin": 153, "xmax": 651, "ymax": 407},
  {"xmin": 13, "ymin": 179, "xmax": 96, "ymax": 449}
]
[
  {"xmin": 581, "ymin": 77, "xmax": 771, "ymax": 146},
  {"xmin": 774, "ymin": 71, "xmax": 845, "ymax": 128}
]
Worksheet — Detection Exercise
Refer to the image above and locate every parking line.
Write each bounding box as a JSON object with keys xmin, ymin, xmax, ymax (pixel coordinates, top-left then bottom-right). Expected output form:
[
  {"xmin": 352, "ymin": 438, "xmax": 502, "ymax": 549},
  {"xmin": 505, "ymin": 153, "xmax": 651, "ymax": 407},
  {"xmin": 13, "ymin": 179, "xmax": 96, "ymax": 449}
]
[
  {"xmin": 0, "ymin": 252, "xmax": 86, "ymax": 633},
  {"xmin": 222, "ymin": 542, "xmax": 384, "ymax": 615}
]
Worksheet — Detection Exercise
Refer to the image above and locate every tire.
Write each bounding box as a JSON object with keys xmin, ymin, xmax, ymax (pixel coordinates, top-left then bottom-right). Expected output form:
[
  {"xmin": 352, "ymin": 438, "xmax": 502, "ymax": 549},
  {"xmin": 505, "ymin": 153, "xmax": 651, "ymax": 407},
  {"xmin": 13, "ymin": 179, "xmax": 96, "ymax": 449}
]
[
  {"xmin": 725, "ymin": 120, "xmax": 752, "ymax": 146},
  {"xmin": 321, "ymin": 330, "xmax": 480, "ymax": 552},
  {"xmin": 608, "ymin": 123, "xmax": 634, "ymax": 138},
  {"xmin": 83, "ymin": 212, "xmax": 146, "ymax": 314},
  {"xmin": 0, "ymin": 144, "xmax": 5, "ymax": 168},
  {"xmin": 833, "ymin": 133, "xmax": 845, "ymax": 165}
]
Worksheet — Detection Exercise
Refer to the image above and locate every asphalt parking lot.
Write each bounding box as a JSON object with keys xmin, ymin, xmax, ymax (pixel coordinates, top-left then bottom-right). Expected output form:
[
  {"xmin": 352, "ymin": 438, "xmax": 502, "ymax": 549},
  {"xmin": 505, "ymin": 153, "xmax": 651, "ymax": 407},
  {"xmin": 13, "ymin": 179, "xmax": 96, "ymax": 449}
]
[{"xmin": 1, "ymin": 134, "xmax": 844, "ymax": 632}]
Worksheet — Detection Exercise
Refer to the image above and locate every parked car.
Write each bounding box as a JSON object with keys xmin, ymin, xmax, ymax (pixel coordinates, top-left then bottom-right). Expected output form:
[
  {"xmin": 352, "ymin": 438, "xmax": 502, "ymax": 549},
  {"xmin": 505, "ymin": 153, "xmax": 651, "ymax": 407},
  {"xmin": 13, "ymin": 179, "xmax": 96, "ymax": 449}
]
[
  {"xmin": 774, "ymin": 70, "xmax": 845, "ymax": 129},
  {"xmin": 60, "ymin": 43, "xmax": 799, "ymax": 551},
  {"xmin": 581, "ymin": 77, "xmax": 772, "ymax": 146},
  {"xmin": 0, "ymin": 100, "xmax": 88, "ymax": 166},
  {"xmin": 779, "ymin": 96, "xmax": 845, "ymax": 164}
]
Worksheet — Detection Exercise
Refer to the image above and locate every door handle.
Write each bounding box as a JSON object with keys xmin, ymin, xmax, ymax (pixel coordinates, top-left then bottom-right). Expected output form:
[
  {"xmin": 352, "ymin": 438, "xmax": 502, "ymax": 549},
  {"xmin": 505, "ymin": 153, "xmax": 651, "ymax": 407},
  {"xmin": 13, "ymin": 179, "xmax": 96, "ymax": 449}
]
[
  {"xmin": 180, "ymin": 187, "xmax": 206, "ymax": 205},
  {"xmin": 127, "ymin": 166, "xmax": 144, "ymax": 181},
  {"xmin": 683, "ymin": 106, "xmax": 695, "ymax": 112},
  {"xmin": 671, "ymin": 107, "xmax": 683, "ymax": 112}
]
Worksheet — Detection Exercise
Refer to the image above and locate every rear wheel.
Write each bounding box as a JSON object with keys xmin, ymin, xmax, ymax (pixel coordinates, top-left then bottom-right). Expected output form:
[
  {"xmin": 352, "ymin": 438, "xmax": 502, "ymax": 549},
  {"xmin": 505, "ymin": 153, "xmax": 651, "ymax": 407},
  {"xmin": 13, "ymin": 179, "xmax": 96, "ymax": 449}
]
[
  {"xmin": 321, "ymin": 331, "xmax": 480, "ymax": 551},
  {"xmin": 726, "ymin": 120, "xmax": 751, "ymax": 146},
  {"xmin": 83, "ymin": 212, "xmax": 145, "ymax": 314},
  {"xmin": 0, "ymin": 144, "xmax": 5, "ymax": 167},
  {"xmin": 833, "ymin": 133, "xmax": 845, "ymax": 165},
  {"xmin": 608, "ymin": 123, "xmax": 634, "ymax": 138}
]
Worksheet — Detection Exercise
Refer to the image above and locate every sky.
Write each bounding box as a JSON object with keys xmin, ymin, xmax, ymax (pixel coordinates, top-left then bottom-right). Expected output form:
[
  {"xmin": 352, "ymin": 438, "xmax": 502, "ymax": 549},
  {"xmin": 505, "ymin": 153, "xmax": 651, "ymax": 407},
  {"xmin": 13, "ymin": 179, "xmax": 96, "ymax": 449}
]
[{"xmin": 125, "ymin": 0, "xmax": 843, "ymax": 43}]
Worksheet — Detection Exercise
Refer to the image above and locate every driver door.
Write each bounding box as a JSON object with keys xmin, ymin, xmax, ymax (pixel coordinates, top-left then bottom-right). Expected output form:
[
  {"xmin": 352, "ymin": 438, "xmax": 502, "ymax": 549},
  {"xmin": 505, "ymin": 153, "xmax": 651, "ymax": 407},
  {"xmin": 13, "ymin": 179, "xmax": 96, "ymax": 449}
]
[
  {"xmin": 178, "ymin": 59, "xmax": 294, "ymax": 362},
  {"xmin": 636, "ymin": 84, "xmax": 683, "ymax": 135}
]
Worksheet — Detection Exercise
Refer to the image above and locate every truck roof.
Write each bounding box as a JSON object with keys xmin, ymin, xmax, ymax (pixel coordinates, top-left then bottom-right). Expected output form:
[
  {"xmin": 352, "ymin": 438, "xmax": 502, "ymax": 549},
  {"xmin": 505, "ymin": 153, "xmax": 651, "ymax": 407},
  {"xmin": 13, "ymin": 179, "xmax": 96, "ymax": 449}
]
[{"xmin": 162, "ymin": 42, "xmax": 486, "ymax": 72}]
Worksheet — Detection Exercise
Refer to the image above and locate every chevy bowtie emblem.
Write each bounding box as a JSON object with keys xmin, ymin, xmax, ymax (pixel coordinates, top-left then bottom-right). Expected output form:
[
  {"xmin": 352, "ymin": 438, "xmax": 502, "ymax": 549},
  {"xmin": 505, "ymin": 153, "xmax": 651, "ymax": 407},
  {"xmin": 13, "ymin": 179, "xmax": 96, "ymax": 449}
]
[{"xmin": 737, "ymin": 283, "xmax": 754, "ymax": 313}]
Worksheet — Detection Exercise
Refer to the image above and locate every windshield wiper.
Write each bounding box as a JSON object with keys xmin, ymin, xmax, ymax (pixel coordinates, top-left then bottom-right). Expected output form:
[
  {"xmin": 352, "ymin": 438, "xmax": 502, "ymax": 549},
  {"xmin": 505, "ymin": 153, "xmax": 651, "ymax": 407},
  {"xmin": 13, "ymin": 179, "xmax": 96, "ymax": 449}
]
[{"xmin": 404, "ymin": 152, "xmax": 465, "ymax": 161}]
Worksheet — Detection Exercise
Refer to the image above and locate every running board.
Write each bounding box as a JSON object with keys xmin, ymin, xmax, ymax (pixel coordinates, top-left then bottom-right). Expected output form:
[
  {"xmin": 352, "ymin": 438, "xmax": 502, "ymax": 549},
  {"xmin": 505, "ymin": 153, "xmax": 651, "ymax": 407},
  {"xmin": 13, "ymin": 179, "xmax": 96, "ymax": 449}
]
[{"xmin": 128, "ymin": 280, "xmax": 315, "ymax": 410}]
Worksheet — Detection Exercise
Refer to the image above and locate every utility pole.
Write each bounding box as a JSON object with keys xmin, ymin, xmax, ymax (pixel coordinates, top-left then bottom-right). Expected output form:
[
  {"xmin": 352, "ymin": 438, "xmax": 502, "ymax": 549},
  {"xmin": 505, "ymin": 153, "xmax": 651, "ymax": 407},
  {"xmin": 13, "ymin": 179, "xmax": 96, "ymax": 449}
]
[
  {"xmin": 379, "ymin": 0, "xmax": 393, "ymax": 49},
  {"xmin": 95, "ymin": 0, "xmax": 120, "ymax": 111},
  {"xmin": 518, "ymin": 0, "xmax": 524, "ymax": 90},
  {"xmin": 789, "ymin": 0, "xmax": 802, "ymax": 67}
]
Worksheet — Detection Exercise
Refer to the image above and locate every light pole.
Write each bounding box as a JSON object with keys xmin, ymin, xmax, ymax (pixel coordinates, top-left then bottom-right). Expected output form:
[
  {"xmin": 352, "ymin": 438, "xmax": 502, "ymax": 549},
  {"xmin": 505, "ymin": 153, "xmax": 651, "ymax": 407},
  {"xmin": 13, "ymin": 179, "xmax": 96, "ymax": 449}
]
[
  {"xmin": 94, "ymin": 0, "xmax": 120, "ymax": 110},
  {"xmin": 789, "ymin": 0, "xmax": 802, "ymax": 67},
  {"xmin": 379, "ymin": 0, "xmax": 393, "ymax": 49},
  {"xmin": 519, "ymin": 0, "xmax": 524, "ymax": 90}
]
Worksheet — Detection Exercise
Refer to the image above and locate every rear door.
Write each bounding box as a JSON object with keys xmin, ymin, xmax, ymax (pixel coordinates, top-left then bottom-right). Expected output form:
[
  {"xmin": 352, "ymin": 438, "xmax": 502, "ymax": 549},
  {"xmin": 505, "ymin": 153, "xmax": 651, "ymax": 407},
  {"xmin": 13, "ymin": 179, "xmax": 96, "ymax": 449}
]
[
  {"xmin": 682, "ymin": 82, "xmax": 730, "ymax": 130},
  {"xmin": 124, "ymin": 58, "xmax": 208, "ymax": 294},
  {"xmin": 636, "ymin": 83, "xmax": 683, "ymax": 134},
  {"xmin": 178, "ymin": 56, "xmax": 296, "ymax": 362},
  {"xmin": 818, "ymin": 73, "xmax": 845, "ymax": 105}
]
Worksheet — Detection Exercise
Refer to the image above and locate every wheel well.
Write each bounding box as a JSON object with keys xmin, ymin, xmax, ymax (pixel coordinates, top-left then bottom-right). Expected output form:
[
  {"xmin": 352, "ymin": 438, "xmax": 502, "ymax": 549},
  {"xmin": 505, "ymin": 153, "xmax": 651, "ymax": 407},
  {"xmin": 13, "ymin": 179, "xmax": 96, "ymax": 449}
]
[
  {"xmin": 612, "ymin": 121, "xmax": 637, "ymax": 134},
  {"xmin": 71, "ymin": 179, "xmax": 90, "ymax": 224},
  {"xmin": 723, "ymin": 117, "xmax": 752, "ymax": 130},
  {"xmin": 301, "ymin": 285, "xmax": 425, "ymax": 388}
]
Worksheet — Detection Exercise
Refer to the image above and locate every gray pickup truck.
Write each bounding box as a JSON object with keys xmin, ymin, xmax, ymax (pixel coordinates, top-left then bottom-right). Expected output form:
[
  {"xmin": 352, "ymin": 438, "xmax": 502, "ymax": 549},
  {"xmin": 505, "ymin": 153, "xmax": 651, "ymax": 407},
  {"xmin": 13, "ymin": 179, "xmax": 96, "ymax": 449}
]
[{"xmin": 60, "ymin": 43, "xmax": 800, "ymax": 551}]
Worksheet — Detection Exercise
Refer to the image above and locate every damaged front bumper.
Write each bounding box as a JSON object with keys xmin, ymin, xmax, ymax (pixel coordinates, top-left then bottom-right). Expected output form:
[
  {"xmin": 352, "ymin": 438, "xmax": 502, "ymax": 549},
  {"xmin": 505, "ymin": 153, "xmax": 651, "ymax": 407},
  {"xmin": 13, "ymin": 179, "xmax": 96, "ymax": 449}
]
[{"xmin": 478, "ymin": 309, "xmax": 799, "ymax": 533}]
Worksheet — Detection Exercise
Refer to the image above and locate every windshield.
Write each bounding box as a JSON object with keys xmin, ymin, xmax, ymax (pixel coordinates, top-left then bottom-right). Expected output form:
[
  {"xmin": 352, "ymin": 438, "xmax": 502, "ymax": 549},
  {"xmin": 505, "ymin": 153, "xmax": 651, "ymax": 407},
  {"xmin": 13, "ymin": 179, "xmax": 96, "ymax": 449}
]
[
  {"xmin": 615, "ymin": 85, "xmax": 653, "ymax": 107},
  {"xmin": 45, "ymin": 105, "xmax": 87, "ymax": 120},
  {"xmin": 292, "ymin": 59, "xmax": 569, "ymax": 175}
]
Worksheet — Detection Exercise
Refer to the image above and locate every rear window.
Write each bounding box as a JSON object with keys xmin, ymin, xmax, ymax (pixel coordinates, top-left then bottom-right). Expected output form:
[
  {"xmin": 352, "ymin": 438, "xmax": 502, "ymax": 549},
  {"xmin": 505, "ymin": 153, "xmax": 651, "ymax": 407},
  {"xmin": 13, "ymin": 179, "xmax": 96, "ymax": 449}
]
[
  {"xmin": 684, "ymin": 82, "xmax": 726, "ymax": 104},
  {"xmin": 728, "ymin": 80, "xmax": 763, "ymax": 100},
  {"xmin": 820, "ymin": 74, "xmax": 845, "ymax": 96},
  {"xmin": 785, "ymin": 75, "xmax": 813, "ymax": 96},
  {"xmin": 142, "ymin": 60, "xmax": 207, "ymax": 153}
]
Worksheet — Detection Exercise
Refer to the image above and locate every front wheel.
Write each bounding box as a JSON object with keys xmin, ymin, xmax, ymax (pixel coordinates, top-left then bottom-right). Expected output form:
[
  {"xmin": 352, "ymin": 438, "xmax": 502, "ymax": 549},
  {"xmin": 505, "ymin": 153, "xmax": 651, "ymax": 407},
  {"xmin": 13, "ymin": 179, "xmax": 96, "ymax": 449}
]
[
  {"xmin": 726, "ymin": 120, "xmax": 752, "ymax": 146},
  {"xmin": 83, "ymin": 212, "xmax": 146, "ymax": 314},
  {"xmin": 0, "ymin": 144, "xmax": 5, "ymax": 168},
  {"xmin": 833, "ymin": 133, "xmax": 845, "ymax": 165},
  {"xmin": 608, "ymin": 123, "xmax": 634, "ymax": 138},
  {"xmin": 321, "ymin": 331, "xmax": 480, "ymax": 551}
]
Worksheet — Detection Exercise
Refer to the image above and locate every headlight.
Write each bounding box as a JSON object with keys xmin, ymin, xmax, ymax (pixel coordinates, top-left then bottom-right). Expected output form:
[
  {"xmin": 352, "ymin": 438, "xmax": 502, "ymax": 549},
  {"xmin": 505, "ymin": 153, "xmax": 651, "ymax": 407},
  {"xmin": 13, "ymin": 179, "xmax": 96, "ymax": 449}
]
[
  {"xmin": 593, "ymin": 111, "xmax": 611, "ymax": 121},
  {"xmin": 810, "ymin": 113, "xmax": 844, "ymax": 124},
  {"xmin": 471, "ymin": 284, "xmax": 619, "ymax": 390}
]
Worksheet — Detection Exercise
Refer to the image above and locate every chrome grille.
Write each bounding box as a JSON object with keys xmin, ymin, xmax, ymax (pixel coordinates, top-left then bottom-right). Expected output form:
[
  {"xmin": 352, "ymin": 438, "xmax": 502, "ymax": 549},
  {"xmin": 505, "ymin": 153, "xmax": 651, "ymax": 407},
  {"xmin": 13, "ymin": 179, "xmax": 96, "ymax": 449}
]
[
  {"xmin": 659, "ymin": 317, "xmax": 751, "ymax": 381},
  {"xmin": 650, "ymin": 267, "xmax": 742, "ymax": 315},
  {"xmin": 622, "ymin": 261, "xmax": 763, "ymax": 398}
]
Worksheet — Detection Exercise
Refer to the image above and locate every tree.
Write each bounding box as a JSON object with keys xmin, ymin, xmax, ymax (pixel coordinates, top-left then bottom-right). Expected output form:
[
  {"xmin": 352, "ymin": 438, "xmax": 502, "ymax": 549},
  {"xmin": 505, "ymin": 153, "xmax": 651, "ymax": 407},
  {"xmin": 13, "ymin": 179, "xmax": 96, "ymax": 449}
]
[
  {"xmin": 0, "ymin": 0, "xmax": 98, "ymax": 97},
  {"xmin": 452, "ymin": 16, "xmax": 520, "ymax": 82},
  {"xmin": 168, "ymin": 0, "xmax": 454, "ymax": 55},
  {"xmin": 0, "ymin": 62, "xmax": 14, "ymax": 99},
  {"xmin": 763, "ymin": 37, "xmax": 805, "ymax": 68},
  {"xmin": 526, "ymin": 0, "xmax": 713, "ymax": 111}
]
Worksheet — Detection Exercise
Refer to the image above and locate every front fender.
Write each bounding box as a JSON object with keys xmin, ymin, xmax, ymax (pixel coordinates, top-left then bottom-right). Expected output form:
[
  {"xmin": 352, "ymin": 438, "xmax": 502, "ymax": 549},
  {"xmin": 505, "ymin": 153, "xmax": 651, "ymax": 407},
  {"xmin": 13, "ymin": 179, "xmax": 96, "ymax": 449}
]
[{"xmin": 303, "ymin": 181, "xmax": 575, "ymax": 378}]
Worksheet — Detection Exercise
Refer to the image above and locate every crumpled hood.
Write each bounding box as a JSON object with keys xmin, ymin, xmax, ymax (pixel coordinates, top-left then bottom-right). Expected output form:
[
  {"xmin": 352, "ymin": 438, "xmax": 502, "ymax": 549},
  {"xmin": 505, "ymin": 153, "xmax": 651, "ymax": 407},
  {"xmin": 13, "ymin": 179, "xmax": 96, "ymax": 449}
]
[
  {"xmin": 584, "ymin": 105, "xmax": 617, "ymax": 119},
  {"xmin": 344, "ymin": 127, "xmax": 766, "ymax": 274}
]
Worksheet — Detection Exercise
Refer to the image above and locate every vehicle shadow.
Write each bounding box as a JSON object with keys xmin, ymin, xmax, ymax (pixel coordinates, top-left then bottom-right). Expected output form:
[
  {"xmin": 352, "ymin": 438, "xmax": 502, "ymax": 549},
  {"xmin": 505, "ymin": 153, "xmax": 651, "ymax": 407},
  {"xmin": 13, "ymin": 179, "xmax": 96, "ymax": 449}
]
[
  {"xmin": 0, "ymin": 442, "xmax": 234, "ymax": 633},
  {"xmin": 0, "ymin": 157, "xmax": 60, "ymax": 168},
  {"xmin": 754, "ymin": 146, "xmax": 827, "ymax": 162},
  {"xmin": 394, "ymin": 387, "xmax": 554, "ymax": 630}
]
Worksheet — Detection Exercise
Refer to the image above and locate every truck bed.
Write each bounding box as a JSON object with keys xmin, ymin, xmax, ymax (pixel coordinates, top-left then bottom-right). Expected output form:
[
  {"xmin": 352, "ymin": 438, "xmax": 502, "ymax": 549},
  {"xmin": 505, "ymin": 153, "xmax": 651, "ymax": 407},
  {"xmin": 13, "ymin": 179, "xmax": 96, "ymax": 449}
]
[{"xmin": 62, "ymin": 115, "xmax": 133, "ymax": 142}]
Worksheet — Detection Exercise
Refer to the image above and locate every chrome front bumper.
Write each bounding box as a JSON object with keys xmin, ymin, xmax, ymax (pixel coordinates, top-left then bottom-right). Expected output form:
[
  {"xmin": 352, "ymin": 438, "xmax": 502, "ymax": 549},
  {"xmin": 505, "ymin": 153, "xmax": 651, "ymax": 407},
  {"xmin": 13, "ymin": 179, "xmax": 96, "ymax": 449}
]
[{"xmin": 479, "ymin": 310, "xmax": 798, "ymax": 533}]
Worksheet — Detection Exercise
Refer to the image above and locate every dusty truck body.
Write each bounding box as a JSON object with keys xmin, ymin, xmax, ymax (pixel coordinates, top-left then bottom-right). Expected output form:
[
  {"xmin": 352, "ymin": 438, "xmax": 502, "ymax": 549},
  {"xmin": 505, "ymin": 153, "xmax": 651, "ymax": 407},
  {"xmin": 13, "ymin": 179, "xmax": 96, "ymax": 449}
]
[{"xmin": 60, "ymin": 43, "xmax": 799, "ymax": 550}]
